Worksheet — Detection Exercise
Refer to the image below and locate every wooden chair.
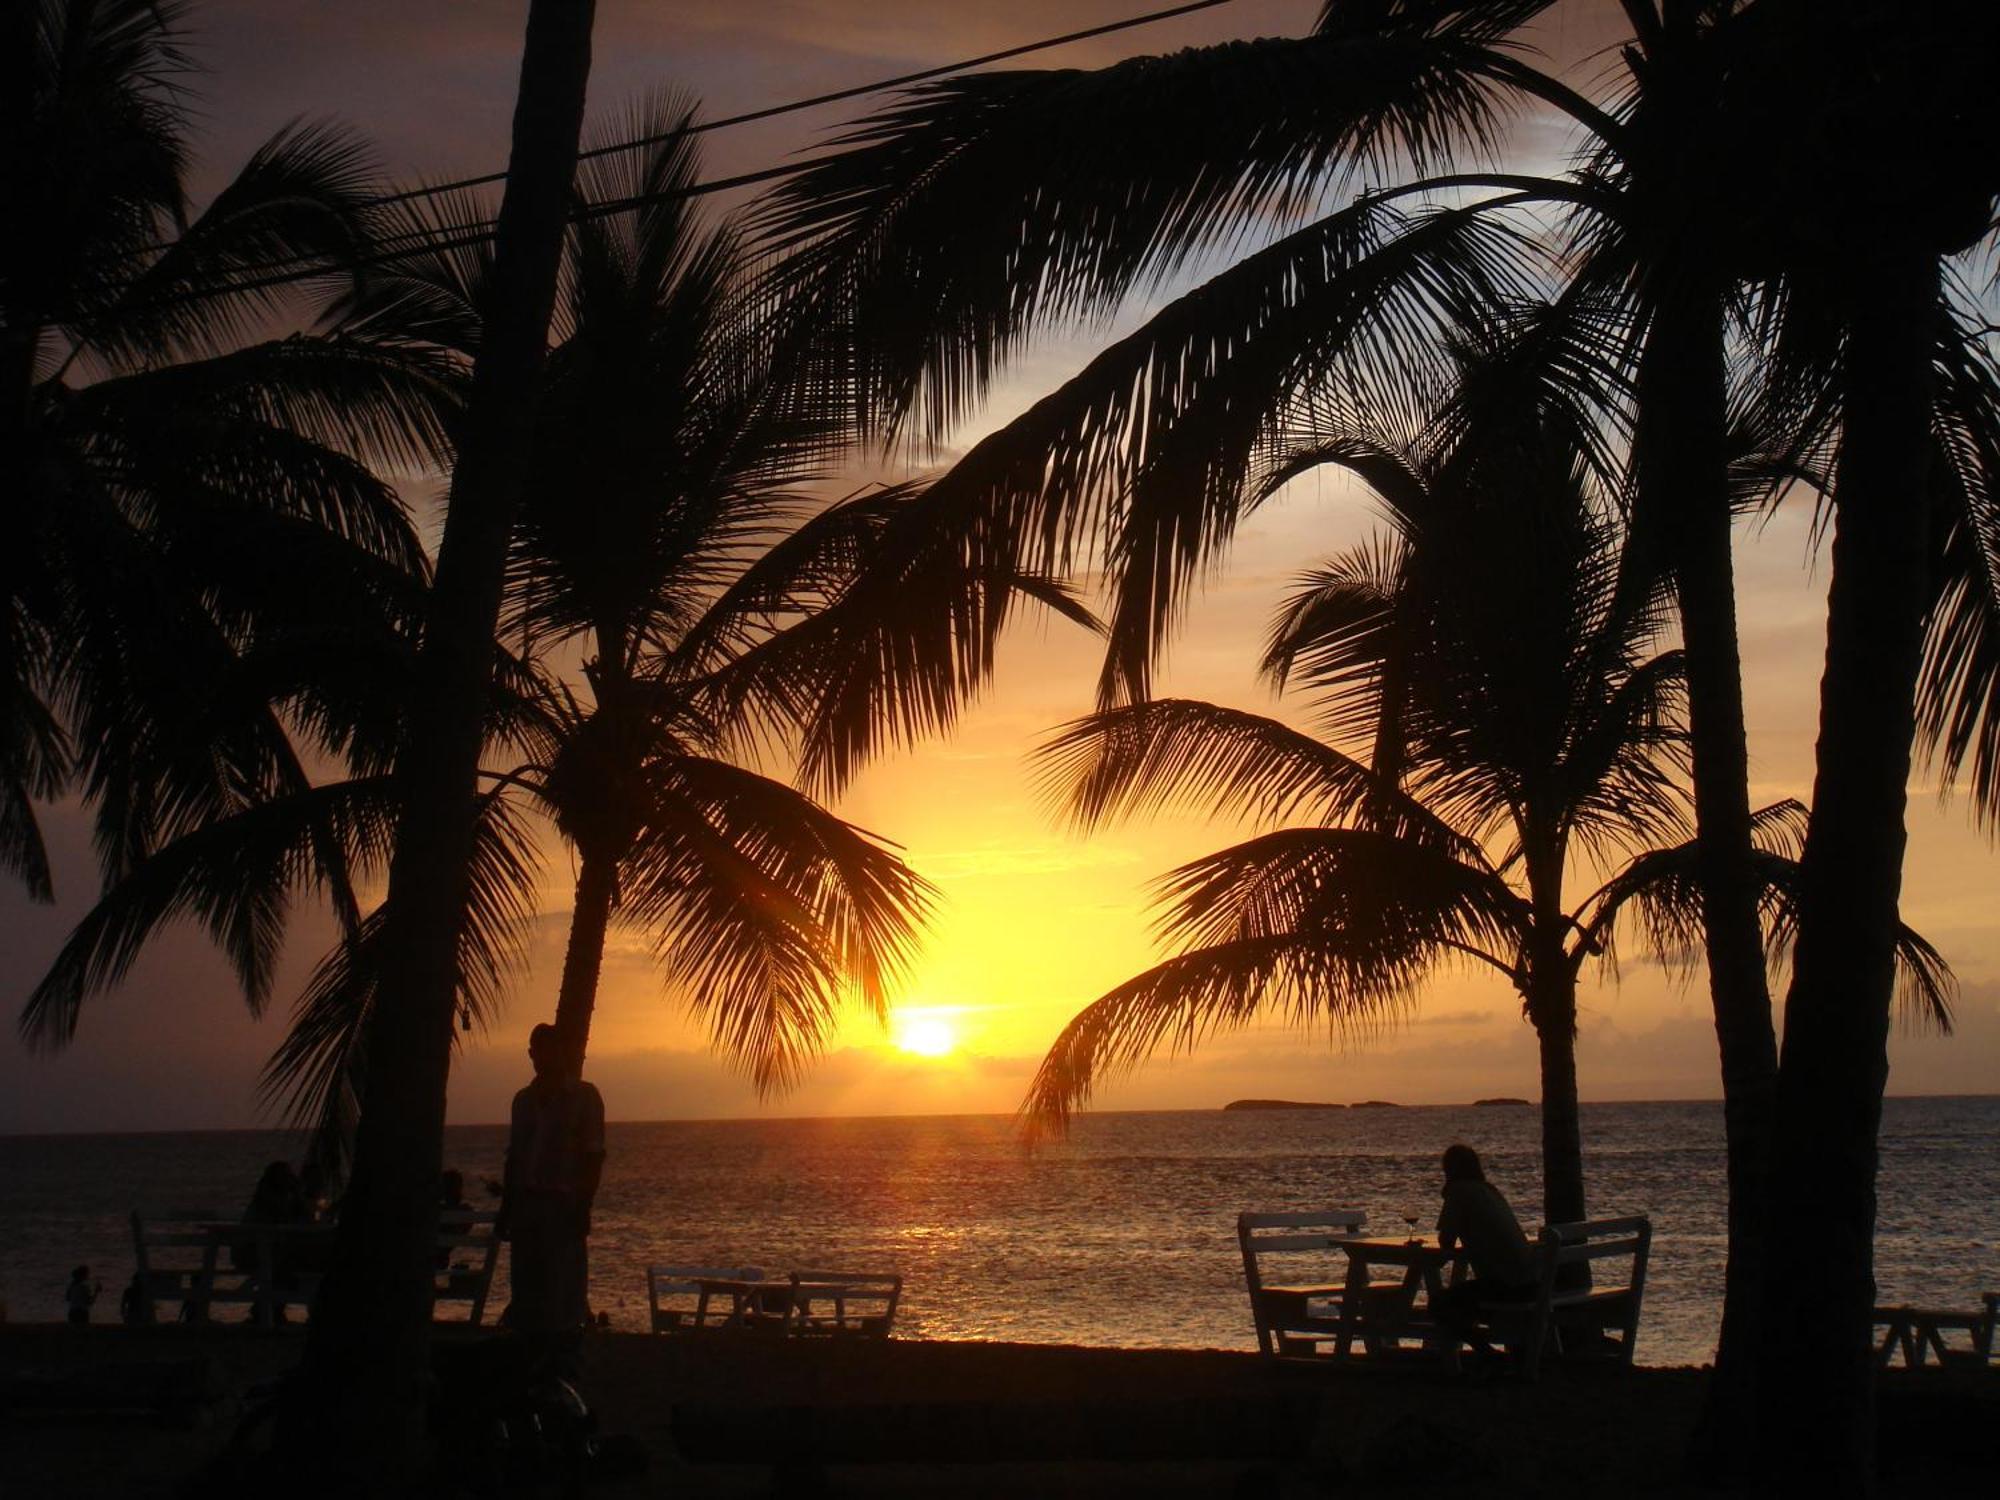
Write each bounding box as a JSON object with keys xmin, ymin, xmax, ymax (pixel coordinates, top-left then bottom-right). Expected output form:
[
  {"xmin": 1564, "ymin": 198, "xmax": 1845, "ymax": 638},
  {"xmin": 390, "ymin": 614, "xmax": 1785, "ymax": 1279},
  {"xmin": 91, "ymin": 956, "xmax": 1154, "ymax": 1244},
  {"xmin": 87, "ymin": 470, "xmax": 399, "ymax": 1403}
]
[
  {"xmin": 128, "ymin": 1207, "xmax": 232, "ymax": 1323},
  {"xmin": 1237, "ymin": 1208, "xmax": 1368, "ymax": 1357},
  {"xmin": 1475, "ymin": 1215, "xmax": 1651, "ymax": 1380},
  {"xmin": 132, "ymin": 1208, "xmax": 499, "ymax": 1326},
  {"xmin": 433, "ymin": 1209, "xmax": 502, "ymax": 1325},
  {"xmin": 646, "ymin": 1265, "xmax": 768, "ymax": 1333},
  {"xmin": 783, "ymin": 1270, "xmax": 902, "ymax": 1338}
]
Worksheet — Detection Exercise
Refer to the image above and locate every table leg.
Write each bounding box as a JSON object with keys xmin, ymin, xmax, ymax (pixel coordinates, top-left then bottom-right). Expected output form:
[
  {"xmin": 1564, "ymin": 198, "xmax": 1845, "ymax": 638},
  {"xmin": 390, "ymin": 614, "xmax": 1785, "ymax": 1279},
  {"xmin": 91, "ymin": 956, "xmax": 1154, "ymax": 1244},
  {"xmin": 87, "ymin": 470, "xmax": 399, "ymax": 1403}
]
[{"xmin": 1337, "ymin": 1258, "xmax": 1367, "ymax": 1359}]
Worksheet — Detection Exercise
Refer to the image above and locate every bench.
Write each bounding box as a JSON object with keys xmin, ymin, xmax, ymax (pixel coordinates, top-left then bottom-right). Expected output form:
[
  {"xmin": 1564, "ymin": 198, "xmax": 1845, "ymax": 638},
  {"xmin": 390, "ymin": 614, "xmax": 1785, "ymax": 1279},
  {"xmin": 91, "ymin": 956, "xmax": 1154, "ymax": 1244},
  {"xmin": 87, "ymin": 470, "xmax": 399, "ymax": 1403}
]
[
  {"xmin": 646, "ymin": 1266, "xmax": 902, "ymax": 1338},
  {"xmin": 1237, "ymin": 1208, "xmax": 1368, "ymax": 1357},
  {"xmin": 129, "ymin": 1207, "xmax": 499, "ymax": 1327},
  {"xmin": 1873, "ymin": 1294, "xmax": 1998, "ymax": 1369},
  {"xmin": 783, "ymin": 1270, "xmax": 902, "ymax": 1337},
  {"xmin": 1474, "ymin": 1215, "xmax": 1651, "ymax": 1380},
  {"xmin": 433, "ymin": 1209, "xmax": 503, "ymax": 1324}
]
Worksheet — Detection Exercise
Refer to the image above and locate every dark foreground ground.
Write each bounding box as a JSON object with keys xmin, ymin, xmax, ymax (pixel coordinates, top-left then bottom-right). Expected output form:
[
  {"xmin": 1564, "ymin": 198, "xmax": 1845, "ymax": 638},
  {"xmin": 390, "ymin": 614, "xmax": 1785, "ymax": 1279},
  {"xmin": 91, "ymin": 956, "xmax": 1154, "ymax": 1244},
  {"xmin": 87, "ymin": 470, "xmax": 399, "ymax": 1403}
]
[{"xmin": 2, "ymin": 1323, "xmax": 1992, "ymax": 1498}]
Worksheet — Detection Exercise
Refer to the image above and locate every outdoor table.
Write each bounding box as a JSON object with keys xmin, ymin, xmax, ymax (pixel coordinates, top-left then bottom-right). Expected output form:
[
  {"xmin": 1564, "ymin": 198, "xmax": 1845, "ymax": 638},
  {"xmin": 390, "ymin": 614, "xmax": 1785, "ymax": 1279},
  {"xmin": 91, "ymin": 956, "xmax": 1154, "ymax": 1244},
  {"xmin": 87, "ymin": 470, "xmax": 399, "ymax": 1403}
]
[
  {"xmin": 1872, "ymin": 1296, "xmax": 1999, "ymax": 1369},
  {"xmin": 1327, "ymin": 1234, "xmax": 1465, "ymax": 1359},
  {"xmin": 689, "ymin": 1275, "xmax": 793, "ymax": 1331},
  {"xmin": 195, "ymin": 1221, "xmax": 336, "ymax": 1328}
]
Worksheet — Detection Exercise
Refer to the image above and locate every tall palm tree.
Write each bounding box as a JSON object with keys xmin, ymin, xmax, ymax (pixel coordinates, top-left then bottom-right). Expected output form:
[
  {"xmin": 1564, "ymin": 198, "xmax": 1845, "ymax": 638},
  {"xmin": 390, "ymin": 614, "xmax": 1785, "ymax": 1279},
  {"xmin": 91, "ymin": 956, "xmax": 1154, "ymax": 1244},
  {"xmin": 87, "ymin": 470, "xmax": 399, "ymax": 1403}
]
[
  {"xmin": 3, "ymin": 0, "xmax": 452, "ymax": 913},
  {"xmin": 495, "ymin": 108, "xmax": 940, "ymax": 1084},
  {"xmin": 20, "ymin": 104, "xmax": 1010, "ymax": 1167}
]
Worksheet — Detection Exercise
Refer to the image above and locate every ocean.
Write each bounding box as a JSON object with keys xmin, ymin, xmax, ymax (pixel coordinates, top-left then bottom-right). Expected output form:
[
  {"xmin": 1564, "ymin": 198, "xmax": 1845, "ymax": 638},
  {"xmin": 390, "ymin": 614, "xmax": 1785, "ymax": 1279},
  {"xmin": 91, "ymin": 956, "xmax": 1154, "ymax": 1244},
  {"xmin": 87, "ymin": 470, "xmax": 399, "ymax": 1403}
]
[{"xmin": 3, "ymin": 1097, "xmax": 1994, "ymax": 1366}]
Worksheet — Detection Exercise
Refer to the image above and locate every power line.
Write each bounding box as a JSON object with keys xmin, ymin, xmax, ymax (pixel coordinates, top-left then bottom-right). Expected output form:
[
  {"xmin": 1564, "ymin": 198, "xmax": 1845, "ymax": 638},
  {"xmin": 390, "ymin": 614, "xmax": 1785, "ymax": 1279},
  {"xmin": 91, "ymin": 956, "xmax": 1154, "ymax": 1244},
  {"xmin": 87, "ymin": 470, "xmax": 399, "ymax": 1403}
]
[
  {"xmin": 364, "ymin": 0, "xmax": 1241, "ymax": 210},
  {"xmin": 107, "ymin": 0, "xmax": 1246, "ymax": 302}
]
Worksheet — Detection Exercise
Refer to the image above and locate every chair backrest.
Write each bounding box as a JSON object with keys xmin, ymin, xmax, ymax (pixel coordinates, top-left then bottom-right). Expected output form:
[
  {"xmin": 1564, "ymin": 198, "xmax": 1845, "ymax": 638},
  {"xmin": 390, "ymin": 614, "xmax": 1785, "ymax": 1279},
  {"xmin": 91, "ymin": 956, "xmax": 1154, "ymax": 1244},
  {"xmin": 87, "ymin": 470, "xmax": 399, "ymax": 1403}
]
[
  {"xmin": 1541, "ymin": 1215, "xmax": 1651, "ymax": 1284},
  {"xmin": 1537, "ymin": 1215, "xmax": 1651, "ymax": 1357},
  {"xmin": 435, "ymin": 1210, "xmax": 501, "ymax": 1324},
  {"xmin": 646, "ymin": 1264, "xmax": 764, "ymax": 1332}
]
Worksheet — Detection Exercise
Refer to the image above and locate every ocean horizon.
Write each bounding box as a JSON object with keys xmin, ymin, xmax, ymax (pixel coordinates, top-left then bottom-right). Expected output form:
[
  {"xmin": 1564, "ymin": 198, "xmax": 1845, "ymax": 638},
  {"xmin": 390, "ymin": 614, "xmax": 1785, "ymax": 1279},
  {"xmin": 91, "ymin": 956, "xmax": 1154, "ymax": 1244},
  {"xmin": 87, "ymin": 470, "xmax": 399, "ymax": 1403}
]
[{"xmin": 5, "ymin": 1096, "xmax": 1995, "ymax": 1366}]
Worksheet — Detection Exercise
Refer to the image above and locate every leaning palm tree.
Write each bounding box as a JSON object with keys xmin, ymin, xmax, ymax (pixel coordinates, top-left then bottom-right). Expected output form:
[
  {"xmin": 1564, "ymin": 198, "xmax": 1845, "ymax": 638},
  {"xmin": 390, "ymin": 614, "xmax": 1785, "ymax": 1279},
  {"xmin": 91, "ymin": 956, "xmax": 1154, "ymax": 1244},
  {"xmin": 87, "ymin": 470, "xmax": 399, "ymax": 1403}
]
[
  {"xmin": 2, "ymin": 0, "xmax": 455, "ymax": 915},
  {"xmin": 1026, "ymin": 377, "xmax": 1693, "ymax": 1225}
]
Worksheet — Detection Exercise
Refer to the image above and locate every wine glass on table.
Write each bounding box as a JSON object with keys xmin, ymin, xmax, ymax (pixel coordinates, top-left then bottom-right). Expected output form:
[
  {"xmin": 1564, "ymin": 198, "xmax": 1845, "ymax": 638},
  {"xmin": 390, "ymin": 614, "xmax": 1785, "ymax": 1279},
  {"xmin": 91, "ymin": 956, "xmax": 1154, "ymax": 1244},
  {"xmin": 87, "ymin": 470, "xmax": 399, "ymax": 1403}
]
[{"xmin": 1403, "ymin": 1210, "xmax": 1422, "ymax": 1245}]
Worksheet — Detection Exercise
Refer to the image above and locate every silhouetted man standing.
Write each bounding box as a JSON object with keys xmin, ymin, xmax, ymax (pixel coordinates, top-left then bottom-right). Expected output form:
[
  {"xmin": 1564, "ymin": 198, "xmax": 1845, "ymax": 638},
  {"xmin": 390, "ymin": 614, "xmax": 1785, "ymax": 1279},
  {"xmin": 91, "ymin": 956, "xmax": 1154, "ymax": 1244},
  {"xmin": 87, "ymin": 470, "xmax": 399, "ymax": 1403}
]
[{"xmin": 499, "ymin": 1023, "xmax": 605, "ymax": 1355}]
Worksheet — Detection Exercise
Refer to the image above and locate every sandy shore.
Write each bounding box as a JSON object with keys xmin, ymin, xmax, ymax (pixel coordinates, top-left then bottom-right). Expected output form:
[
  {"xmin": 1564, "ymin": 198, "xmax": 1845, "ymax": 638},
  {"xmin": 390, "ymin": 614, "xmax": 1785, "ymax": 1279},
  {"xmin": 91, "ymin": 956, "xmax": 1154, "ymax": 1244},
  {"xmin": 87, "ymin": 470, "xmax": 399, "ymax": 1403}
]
[{"xmin": 2, "ymin": 1323, "xmax": 1991, "ymax": 1496}]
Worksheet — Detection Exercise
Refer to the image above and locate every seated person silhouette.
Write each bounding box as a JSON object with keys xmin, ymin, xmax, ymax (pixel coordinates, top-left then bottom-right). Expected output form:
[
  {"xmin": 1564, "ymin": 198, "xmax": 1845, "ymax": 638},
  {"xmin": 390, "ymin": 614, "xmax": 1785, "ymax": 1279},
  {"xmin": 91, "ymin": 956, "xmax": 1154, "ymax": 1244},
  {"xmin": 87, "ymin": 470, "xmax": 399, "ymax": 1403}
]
[{"xmin": 1430, "ymin": 1143, "xmax": 1538, "ymax": 1363}]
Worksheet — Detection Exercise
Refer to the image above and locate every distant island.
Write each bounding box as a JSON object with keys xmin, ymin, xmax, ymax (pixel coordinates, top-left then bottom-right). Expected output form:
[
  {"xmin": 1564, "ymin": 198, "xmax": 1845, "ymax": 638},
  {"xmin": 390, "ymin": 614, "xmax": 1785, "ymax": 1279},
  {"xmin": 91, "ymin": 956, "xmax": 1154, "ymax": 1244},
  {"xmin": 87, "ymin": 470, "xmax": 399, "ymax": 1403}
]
[
  {"xmin": 1474, "ymin": 1097, "xmax": 1532, "ymax": 1107},
  {"xmin": 1349, "ymin": 1099, "xmax": 1403, "ymax": 1109},
  {"xmin": 1222, "ymin": 1098, "xmax": 1346, "ymax": 1111}
]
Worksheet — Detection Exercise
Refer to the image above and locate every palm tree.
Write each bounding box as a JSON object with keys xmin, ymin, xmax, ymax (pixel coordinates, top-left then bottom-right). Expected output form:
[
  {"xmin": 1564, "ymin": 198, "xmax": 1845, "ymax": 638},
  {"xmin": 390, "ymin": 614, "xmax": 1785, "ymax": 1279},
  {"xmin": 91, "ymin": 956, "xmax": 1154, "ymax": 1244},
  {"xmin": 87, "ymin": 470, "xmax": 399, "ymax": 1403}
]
[
  {"xmin": 1025, "ymin": 402, "xmax": 1690, "ymax": 1226},
  {"xmin": 19, "ymin": 102, "xmax": 992, "ymax": 1162},
  {"xmin": 495, "ymin": 108, "xmax": 940, "ymax": 1084},
  {"xmin": 3, "ymin": 0, "xmax": 451, "ymax": 913}
]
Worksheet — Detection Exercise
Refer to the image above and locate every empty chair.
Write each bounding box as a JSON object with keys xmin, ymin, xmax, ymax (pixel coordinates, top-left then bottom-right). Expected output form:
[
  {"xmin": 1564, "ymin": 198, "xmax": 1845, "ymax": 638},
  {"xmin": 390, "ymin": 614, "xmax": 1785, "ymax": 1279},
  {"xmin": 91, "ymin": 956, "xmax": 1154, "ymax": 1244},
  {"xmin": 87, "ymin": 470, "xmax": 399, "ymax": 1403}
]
[{"xmin": 1237, "ymin": 1208, "xmax": 1367, "ymax": 1357}]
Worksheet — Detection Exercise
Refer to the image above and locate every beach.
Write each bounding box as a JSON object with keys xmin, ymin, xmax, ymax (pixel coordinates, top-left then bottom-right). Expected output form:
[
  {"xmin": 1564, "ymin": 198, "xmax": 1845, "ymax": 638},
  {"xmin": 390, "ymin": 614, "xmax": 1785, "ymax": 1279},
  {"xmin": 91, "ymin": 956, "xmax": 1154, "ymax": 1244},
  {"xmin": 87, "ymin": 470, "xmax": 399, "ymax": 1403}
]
[{"xmin": 3, "ymin": 1323, "xmax": 1993, "ymax": 1498}]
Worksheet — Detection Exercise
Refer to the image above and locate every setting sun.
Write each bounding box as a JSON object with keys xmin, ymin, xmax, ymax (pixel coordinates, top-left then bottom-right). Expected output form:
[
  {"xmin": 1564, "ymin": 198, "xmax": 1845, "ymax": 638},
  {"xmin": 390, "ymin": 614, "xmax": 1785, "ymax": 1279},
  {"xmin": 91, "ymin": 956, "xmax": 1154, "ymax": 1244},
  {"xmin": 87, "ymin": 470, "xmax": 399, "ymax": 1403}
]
[{"xmin": 894, "ymin": 1013, "xmax": 958, "ymax": 1058}]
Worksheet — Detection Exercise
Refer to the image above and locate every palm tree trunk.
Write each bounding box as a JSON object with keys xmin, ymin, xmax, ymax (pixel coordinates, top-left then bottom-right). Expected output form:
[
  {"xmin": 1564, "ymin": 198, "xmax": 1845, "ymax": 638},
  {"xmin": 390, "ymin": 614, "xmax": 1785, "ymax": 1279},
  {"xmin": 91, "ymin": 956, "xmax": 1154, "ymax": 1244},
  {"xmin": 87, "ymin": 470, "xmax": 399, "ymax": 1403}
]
[
  {"xmin": 1532, "ymin": 1010, "xmax": 1586, "ymax": 1227},
  {"xmin": 1635, "ymin": 287, "xmax": 1778, "ymax": 1472},
  {"xmin": 551, "ymin": 850, "xmax": 616, "ymax": 1069},
  {"xmin": 1758, "ymin": 252, "xmax": 1938, "ymax": 1495},
  {"xmin": 288, "ymin": 1, "xmax": 594, "ymax": 1480},
  {"xmin": 1524, "ymin": 843, "xmax": 1585, "ymax": 1227}
]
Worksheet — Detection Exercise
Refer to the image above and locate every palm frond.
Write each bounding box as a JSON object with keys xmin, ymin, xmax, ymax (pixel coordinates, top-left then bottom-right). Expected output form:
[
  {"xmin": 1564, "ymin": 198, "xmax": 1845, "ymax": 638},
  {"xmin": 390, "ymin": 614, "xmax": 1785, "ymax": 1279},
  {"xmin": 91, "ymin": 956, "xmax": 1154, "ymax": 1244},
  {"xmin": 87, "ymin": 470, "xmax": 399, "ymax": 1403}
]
[
  {"xmin": 1580, "ymin": 799, "xmax": 1954, "ymax": 1033},
  {"xmin": 1153, "ymin": 825, "xmax": 1522, "ymax": 965},
  {"xmin": 1032, "ymin": 698, "xmax": 1477, "ymax": 862},
  {"xmin": 80, "ymin": 119, "xmax": 381, "ymax": 369},
  {"xmin": 257, "ymin": 790, "xmax": 542, "ymax": 1183},
  {"xmin": 1915, "ymin": 299, "xmax": 2000, "ymax": 826},
  {"xmin": 17, "ymin": 777, "xmax": 399, "ymax": 1052},
  {"xmin": 763, "ymin": 24, "xmax": 1538, "ymax": 445},
  {"xmin": 613, "ymin": 763, "xmax": 918, "ymax": 1095}
]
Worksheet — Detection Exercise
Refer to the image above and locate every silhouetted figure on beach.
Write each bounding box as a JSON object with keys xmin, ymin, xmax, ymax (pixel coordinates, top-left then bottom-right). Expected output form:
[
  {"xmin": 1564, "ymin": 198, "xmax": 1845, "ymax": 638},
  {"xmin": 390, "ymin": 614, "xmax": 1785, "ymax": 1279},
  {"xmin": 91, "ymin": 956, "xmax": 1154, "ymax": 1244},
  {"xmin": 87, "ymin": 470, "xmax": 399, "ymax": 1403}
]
[
  {"xmin": 498, "ymin": 1024, "xmax": 605, "ymax": 1359},
  {"xmin": 233, "ymin": 1161, "xmax": 308, "ymax": 1268},
  {"xmin": 1431, "ymin": 1143, "xmax": 1538, "ymax": 1362},
  {"xmin": 66, "ymin": 1265, "xmax": 98, "ymax": 1326}
]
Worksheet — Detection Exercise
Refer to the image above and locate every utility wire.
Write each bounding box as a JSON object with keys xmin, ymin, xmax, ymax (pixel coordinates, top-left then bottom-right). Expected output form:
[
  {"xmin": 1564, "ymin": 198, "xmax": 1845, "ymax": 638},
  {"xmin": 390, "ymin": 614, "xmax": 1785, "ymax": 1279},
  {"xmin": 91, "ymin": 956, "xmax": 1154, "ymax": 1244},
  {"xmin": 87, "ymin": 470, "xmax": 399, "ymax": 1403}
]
[
  {"xmin": 364, "ymin": 0, "xmax": 1241, "ymax": 210},
  {"xmin": 105, "ymin": 0, "xmax": 1245, "ymax": 305}
]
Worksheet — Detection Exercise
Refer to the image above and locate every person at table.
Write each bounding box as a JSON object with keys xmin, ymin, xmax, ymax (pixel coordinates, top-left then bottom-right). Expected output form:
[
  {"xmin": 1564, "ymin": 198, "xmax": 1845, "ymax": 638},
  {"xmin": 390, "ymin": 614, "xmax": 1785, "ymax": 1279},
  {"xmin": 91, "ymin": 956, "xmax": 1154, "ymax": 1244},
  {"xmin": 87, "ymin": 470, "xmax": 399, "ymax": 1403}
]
[
  {"xmin": 1431, "ymin": 1143, "xmax": 1538, "ymax": 1359},
  {"xmin": 497, "ymin": 1023, "xmax": 606, "ymax": 1359}
]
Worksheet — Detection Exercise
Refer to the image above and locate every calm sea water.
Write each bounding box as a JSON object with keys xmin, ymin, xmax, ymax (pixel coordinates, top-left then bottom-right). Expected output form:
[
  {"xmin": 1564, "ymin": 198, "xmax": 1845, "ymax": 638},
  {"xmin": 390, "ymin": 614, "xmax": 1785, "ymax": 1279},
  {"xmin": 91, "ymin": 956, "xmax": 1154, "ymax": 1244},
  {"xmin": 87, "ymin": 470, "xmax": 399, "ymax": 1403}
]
[{"xmin": 3, "ymin": 1098, "xmax": 1995, "ymax": 1366}]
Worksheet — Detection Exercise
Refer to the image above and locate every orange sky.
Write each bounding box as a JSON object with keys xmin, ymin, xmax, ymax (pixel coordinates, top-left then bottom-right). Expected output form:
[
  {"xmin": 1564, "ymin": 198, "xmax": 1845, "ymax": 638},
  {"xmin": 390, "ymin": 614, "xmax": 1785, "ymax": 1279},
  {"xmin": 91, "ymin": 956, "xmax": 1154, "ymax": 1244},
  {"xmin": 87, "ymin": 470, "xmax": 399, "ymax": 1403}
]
[{"xmin": 2, "ymin": 1, "xmax": 1994, "ymax": 1133}]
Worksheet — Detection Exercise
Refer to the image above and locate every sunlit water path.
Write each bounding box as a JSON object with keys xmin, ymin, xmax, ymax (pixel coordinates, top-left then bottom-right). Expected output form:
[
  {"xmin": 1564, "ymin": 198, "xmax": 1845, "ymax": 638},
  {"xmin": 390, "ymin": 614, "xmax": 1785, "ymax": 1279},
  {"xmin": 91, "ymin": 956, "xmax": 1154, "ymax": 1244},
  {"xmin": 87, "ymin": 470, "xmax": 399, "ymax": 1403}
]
[{"xmin": 4, "ymin": 1097, "xmax": 1994, "ymax": 1365}]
